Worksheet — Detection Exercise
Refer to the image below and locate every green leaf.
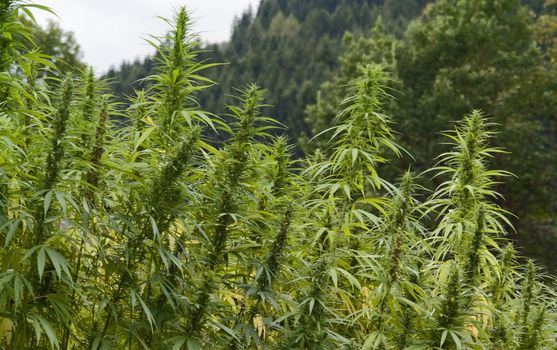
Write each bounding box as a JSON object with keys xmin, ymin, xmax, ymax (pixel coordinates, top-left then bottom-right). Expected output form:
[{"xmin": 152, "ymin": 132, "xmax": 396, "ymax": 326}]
[
  {"xmin": 186, "ymin": 338, "xmax": 202, "ymax": 350},
  {"xmin": 44, "ymin": 190, "xmax": 54, "ymax": 217},
  {"xmin": 440, "ymin": 329, "xmax": 448, "ymax": 347},
  {"xmin": 91, "ymin": 336, "xmax": 102, "ymax": 350},
  {"xmin": 0, "ymin": 272, "xmax": 14, "ymax": 289},
  {"xmin": 150, "ymin": 216, "xmax": 160, "ymax": 240},
  {"xmin": 351, "ymin": 148, "xmax": 358, "ymax": 165},
  {"xmin": 36, "ymin": 315, "xmax": 59, "ymax": 349},
  {"xmin": 55, "ymin": 191, "xmax": 67, "ymax": 217},
  {"xmin": 134, "ymin": 290, "xmax": 156, "ymax": 330},
  {"xmin": 134, "ymin": 127, "xmax": 155, "ymax": 150},
  {"xmin": 46, "ymin": 248, "xmax": 72, "ymax": 280},
  {"xmin": 168, "ymin": 336, "xmax": 187, "ymax": 350},
  {"xmin": 3, "ymin": 219, "xmax": 19, "ymax": 247},
  {"xmin": 329, "ymin": 268, "xmax": 338, "ymax": 288},
  {"xmin": 37, "ymin": 247, "xmax": 46, "ymax": 280},
  {"xmin": 450, "ymin": 330, "xmax": 462, "ymax": 350}
]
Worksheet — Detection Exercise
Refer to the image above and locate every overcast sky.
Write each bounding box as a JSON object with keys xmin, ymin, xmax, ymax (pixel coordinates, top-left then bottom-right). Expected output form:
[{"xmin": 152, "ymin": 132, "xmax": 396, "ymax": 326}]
[{"xmin": 34, "ymin": 0, "xmax": 260, "ymax": 73}]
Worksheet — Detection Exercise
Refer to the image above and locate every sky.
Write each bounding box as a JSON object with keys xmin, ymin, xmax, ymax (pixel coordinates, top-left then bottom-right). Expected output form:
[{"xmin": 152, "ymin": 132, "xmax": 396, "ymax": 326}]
[{"xmin": 34, "ymin": 0, "xmax": 260, "ymax": 73}]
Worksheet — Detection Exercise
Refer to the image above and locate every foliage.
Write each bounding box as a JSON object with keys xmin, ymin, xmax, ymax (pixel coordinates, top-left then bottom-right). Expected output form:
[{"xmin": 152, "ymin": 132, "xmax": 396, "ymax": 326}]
[
  {"xmin": 1, "ymin": 4, "xmax": 557, "ymax": 349},
  {"xmin": 305, "ymin": 0, "xmax": 557, "ymax": 270}
]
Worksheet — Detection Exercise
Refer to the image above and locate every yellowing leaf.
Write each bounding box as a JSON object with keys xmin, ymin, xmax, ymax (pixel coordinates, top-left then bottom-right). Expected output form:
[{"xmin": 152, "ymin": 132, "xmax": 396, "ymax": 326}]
[
  {"xmin": 253, "ymin": 314, "xmax": 266, "ymax": 339},
  {"xmin": 0, "ymin": 318, "xmax": 13, "ymax": 345}
]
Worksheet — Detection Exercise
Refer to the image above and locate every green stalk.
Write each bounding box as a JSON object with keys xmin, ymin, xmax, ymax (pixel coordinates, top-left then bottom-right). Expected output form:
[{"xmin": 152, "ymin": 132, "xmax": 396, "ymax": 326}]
[
  {"xmin": 230, "ymin": 205, "xmax": 293, "ymax": 349},
  {"xmin": 62, "ymin": 98, "xmax": 109, "ymax": 350},
  {"xmin": 464, "ymin": 206, "xmax": 486, "ymax": 286},
  {"xmin": 33, "ymin": 74, "xmax": 73, "ymax": 250},
  {"xmin": 95, "ymin": 130, "xmax": 199, "ymax": 346},
  {"xmin": 13, "ymin": 75, "xmax": 74, "ymax": 348}
]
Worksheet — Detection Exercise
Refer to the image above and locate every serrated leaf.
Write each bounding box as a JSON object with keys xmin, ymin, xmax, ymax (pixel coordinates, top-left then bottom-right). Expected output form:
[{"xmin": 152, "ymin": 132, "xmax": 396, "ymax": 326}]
[
  {"xmin": 37, "ymin": 247, "xmax": 46, "ymax": 280},
  {"xmin": 44, "ymin": 190, "xmax": 53, "ymax": 217}
]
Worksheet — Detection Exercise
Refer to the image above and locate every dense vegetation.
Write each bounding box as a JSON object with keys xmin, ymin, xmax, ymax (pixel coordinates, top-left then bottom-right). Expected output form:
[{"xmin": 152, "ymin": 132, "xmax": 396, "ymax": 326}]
[
  {"xmin": 102, "ymin": 0, "xmax": 557, "ymax": 271},
  {"xmin": 307, "ymin": 0, "xmax": 557, "ymax": 270},
  {"xmin": 1, "ymin": 1, "xmax": 557, "ymax": 349}
]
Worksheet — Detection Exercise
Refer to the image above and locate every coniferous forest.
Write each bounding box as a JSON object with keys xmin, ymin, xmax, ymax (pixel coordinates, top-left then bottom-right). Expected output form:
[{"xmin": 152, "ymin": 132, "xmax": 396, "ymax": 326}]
[{"xmin": 1, "ymin": 0, "xmax": 557, "ymax": 349}]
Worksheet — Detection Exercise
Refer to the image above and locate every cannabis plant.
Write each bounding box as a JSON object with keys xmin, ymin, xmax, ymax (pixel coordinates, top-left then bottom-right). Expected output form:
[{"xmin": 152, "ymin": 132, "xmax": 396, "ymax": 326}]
[{"xmin": 0, "ymin": 3, "xmax": 556, "ymax": 350}]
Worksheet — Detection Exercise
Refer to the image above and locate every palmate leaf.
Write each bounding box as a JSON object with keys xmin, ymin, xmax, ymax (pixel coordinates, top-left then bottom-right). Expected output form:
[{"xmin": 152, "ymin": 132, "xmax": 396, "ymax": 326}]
[
  {"xmin": 45, "ymin": 247, "xmax": 72, "ymax": 280},
  {"xmin": 37, "ymin": 246, "xmax": 46, "ymax": 279},
  {"xmin": 131, "ymin": 290, "xmax": 156, "ymax": 331},
  {"xmin": 31, "ymin": 314, "xmax": 59, "ymax": 349},
  {"xmin": 362, "ymin": 330, "xmax": 389, "ymax": 350},
  {"xmin": 1, "ymin": 218, "xmax": 20, "ymax": 246}
]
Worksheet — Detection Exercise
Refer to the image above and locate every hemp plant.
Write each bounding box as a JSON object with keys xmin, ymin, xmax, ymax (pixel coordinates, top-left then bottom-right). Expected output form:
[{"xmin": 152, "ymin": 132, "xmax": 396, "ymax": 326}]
[{"xmin": 1, "ymin": 3, "xmax": 556, "ymax": 350}]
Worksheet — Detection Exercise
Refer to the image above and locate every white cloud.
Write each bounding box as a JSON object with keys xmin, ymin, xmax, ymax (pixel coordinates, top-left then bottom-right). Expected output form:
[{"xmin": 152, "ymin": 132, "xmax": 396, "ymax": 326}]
[{"xmin": 33, "ymin": 0, "xmax": 259, "ymax": 73}]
